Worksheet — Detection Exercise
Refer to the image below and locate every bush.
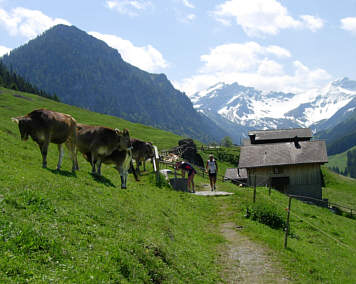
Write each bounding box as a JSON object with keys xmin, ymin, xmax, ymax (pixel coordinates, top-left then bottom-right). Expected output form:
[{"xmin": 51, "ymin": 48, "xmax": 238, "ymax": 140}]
[
  {"xmin": 149, "ymin": 173, "xmax": 171, "ymax": 189},
  {"xmin": 245, "ymin": 202, "xmax": 286, "ymax": 230}
]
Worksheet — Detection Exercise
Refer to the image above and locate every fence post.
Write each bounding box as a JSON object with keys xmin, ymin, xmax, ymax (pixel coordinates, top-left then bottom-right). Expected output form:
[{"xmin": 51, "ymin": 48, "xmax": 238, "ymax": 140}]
[
  {"xmin": 253, "ymin": 175, "xmax": 256, "ymax": 203},
  {"xmin": 268, "ymin": 183, "xmax": 271, "ymax": 196},
  {"xmin": 156, "ymin": 158, "xmax": 160, "ymax": 184},
  {"xmin": 284, "ymin": 196, "xmax": 292, "ymax": 249},
  {"xmin": 153, "ymin": 146, "xmax": 160, "ymax": 185}
]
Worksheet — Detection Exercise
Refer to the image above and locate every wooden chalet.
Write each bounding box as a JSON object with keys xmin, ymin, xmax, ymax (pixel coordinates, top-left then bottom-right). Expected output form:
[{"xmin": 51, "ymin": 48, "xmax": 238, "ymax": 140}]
[
  {"xmin": 224, "ymin": 168, "xmax": 247, "ymax": 185},
  {"xmin": 238, "ymin": 128, "xmax": 328, "ymax": 200}
]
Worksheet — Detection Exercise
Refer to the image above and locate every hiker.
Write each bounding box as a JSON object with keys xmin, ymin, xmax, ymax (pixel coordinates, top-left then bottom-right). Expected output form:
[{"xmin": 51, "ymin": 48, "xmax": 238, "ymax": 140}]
[
  {"xmin": 206, "ymin": 154, "xmax": 218, "ymax": 191},
  {"xmin": 176, "ymin": 161, "xmax": 196, "ymax": 193}
]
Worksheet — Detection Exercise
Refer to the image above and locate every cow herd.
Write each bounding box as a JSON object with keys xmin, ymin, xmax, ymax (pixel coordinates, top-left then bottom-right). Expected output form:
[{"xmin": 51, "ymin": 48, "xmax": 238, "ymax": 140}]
[{"xmin": 11, "ymin": 109, "xmax": 155, "ymax": 188}]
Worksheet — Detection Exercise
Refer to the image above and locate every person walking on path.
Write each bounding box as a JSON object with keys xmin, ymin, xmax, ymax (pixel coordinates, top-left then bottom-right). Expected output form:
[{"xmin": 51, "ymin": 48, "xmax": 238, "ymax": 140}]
[
  {"xmin": 176, "ymin": 161, "xmax": 197, "ymax": 193},
  {"xmin": 206, "ymin": 154, "xmax": 218, "ymax": 191}
]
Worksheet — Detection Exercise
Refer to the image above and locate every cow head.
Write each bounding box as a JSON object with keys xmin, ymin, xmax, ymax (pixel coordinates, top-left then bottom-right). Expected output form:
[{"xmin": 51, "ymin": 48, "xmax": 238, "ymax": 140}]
[
  {"xmin": 115, "ymin": 128, "xmax": 131, "ymax": 150},
  {"xmin": 145, "ymin": 142, "xmax": 155, "ymax": 159},
  {"xmin": 11, "ymin": 116, "xmax": 30, "ymax": 141}
]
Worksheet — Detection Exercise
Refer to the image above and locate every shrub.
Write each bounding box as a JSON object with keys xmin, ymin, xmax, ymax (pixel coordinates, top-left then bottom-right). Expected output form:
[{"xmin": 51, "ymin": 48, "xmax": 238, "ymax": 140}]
[
  {"xmin": 245, "ymin": 201, "xmax": 286, "ymax": 230},
  {"xmin": 149, "ymin": 173, "xmax": 171, "ymax": 189}
]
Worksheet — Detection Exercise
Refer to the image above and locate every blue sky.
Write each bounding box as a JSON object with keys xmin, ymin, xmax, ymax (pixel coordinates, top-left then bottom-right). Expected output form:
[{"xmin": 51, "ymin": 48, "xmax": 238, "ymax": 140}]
[{"xmin": 1, "ymin": 0, "xmax": 356, "ymax": 96}]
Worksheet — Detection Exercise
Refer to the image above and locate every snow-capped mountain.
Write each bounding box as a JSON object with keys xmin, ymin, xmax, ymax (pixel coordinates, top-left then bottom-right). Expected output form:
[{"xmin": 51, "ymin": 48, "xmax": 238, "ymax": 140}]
[{"xmin": 190, "ymin": 78, "xmax": 356, "ymax": 143}]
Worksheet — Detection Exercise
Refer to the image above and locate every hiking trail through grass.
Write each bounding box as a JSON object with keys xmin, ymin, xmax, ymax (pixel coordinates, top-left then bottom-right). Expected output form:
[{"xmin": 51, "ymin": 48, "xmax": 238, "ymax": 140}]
[{"xmin": 202, "ymin": 183, "xmax": 291, "ymax": 283}]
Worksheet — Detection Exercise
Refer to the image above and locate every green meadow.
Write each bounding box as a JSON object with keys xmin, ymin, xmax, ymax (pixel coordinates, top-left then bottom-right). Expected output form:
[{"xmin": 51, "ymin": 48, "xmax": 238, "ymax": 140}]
[
  {"xmin": 1, "ymin": 87, "xmax": 356, "ymax": 283},
  {"xmin": 0, "ymin": 87, "xmax": 223, "ymax": 283},
  {"xmin": 221, "ymin": 166, "xmax": 356, "ymax": 283},
  {"xmin": 327, "ymin": 145, "xmax": 356, "ymax": 173}
]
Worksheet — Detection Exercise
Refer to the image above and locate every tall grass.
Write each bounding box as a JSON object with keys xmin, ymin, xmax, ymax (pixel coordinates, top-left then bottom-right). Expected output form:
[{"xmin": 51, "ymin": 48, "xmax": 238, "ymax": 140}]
[
  {"xmin": 220, "ymin": 173, "xmax": 356, "ymax": 283},
  {"xmin": 0, "ymin": 87, "xmax": 223, "ymax": 282}
]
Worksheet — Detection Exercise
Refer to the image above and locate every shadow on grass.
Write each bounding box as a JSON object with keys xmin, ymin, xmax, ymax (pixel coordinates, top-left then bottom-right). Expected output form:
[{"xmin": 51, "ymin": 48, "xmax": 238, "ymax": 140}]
[
  {"xmin": 90, "ymin": 173, "xmax": 116, "ymax": 187},
  {"xmin": 46, "ymin": 168, "xmax": 77, "ymax": 177}
]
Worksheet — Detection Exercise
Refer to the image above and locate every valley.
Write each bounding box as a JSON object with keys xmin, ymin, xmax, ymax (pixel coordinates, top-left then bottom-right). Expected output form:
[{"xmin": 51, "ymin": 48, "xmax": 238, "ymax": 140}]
[
  {"xmin": 1, "ymin": 16, "xmax": 356, "ymax": 283},
  {"xmin": 0, "ymin": 87, "xmax": 355, "ymax": 282}
]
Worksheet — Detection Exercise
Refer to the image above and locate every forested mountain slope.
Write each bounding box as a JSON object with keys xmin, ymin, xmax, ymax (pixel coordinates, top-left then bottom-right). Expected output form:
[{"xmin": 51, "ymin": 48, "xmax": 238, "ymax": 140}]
[{"xmin": 2, "ymin": 24, "xmax": 227, "ymax": 143}]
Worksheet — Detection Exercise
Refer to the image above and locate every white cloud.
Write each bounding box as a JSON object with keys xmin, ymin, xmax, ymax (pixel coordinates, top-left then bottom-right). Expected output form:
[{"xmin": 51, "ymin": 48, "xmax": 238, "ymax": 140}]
[
  {"xmin": 180, "ymin": 0, "xmax": 194, "ymax": 9},
  {"xmin": 213, "ymin": 0, "xmax": 324, "ymax": 37},
  {"xmin": 105, "ymin": 0, "xmax": 152, "ymax": 16},
  {"xmin": 257, "ymin": 58, "xmax": 284, "ymax": 75},
  {"xmin": 186, "ymin": 13, "xmax": 196, "ymax": 21},
  {"xmin": 199, "ymin": 42, "xmax": 290, "ymax": 74},
  {"xmin": 175, "ymin": 41, "xmax": 331, "ymax": 95},
  {"xmin": 179, "ymin": 13, "xmax": 196, "ymax": 23},
  {"xmin": 300, "ymin": 15, "xmax": 324, "ymax": 32},
  {"xmin": 0, "ymin": 45, "xmax": 11, "ymax": 56},
  {"xmin": 0, "ymin": 7, "xmax": 70, "ymax": 39},
  {"xmin": 341, "ymin": 17, "xmax": 356, "ymax": 33},
  {"xmin": 265, "ymin": 45, "xmax": 291, "ymax": 57},
  {"xmin": 89, "ymin": 31, "xmax": 168, "ymax": 72}
]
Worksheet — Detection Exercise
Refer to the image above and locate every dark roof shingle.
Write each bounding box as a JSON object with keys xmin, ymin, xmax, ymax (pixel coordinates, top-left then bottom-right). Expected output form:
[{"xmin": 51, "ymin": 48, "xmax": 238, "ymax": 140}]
[
  {"xmin": 248, "ymin": 128, "xmax": 312, "ymax": 141},
  {"xmin": 238, "ymin": 140, "xmax": 328, "ymax": 168}
]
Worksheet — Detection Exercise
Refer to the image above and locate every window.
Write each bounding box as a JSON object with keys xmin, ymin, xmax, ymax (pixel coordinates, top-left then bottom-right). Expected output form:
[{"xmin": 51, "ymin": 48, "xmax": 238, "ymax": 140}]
[{"xmin": 273, "ymin": 167, "xmax": 283, "ymax": 174}]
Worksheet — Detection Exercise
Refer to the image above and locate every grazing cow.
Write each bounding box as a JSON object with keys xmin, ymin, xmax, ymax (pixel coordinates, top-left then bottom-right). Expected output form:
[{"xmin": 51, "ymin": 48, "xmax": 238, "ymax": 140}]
[
  {"xmin": 131, "ymin": 138, "xmax": 155, "ymax": 174},
  {"xmin": 11, "ymin": 109, "xmax": 78, "ymax": 171},
  {"xmin": 76, "ymin": 123, "xmax": 131, "ymax": 175},
  {"xmin": 83, "ymin": 149, "xmax": 139, "ymax": 188}
]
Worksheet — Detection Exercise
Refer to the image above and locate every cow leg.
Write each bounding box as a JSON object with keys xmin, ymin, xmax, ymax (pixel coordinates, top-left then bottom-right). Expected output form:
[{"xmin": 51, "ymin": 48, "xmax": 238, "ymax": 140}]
[
  {"xmin": 57, "ymin": 143, "xmax": 64, "ymax": 170},
  {"xmin": 143, "ymin": 160, "xmax": 146, "ymax": 171},
  {"xmin": 39, "ymin": 141, "xmax": 49, "ymax": 168},
  {"xmin": 136, "ymin": 161, "xmax": 141, "ymax": 175},
  {"xmin": 120, "ymin": 175, "xmax": 125, "ymax": 189},
  {"xmin": 120, "ymin": 171, "xmax": 128, "ymax": 189},
  {"xmin": 130, "ymin": 161, "xmax": 139, "ymax": 181},
  {"xmin": 96, "ymin": 159, "xmax": 103, "ymax": 176},
  {"xmin": 65, "ymin": 139, "xmax": 79, "ymax": 172},
  {"xmin": 91, "ymin": 154, "xmax": 97, "ymax": 174},
  {"xmin": 124, "ymin": 171, "xmax": 128, "ymax": 188}
]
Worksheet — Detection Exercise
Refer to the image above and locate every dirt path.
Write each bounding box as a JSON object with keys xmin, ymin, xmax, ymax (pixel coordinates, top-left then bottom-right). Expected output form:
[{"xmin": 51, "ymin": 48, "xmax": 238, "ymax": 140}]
[
  {"xmin": 219, "ymin": 222, "xmax": 290, "ymax": 283},
  {"xmin": 200, "ymin": 183, "xmax": 290, "ymax": 283}
]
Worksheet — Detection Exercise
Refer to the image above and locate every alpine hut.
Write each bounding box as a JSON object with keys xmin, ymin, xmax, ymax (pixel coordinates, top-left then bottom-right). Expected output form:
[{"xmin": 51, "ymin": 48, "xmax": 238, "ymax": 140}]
[{"xmin": 238, "ymin": 128, "xmax": 328, "ymax": 200}]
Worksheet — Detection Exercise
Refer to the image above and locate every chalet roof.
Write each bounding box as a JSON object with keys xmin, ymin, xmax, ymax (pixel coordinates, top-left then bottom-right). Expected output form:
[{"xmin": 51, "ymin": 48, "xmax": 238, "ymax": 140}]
[
  {"xmin": 238, "ymin": 140, "xmax": 328, "ymax": 168},
  {"xmin": 224, "ymin": 168, "xmax": 247, "ymax": 180},
  {"xmin": 248, "ymin": 128, "xmax": 312, "ymax": 141}
]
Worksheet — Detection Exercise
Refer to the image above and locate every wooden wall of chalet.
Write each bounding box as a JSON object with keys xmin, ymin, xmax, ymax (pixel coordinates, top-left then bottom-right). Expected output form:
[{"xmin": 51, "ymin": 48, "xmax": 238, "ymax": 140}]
[{"xmin": 247, "ymin": 163, "xmax": 323, "ymax": 199}]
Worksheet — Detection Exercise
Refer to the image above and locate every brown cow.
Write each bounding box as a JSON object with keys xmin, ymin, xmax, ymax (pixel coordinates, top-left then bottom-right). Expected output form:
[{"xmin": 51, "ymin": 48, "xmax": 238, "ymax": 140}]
[
  {"xmin": 131, "ymin": 138, "xmax": 155, "ymax": 174},
  {"xmin": 76, "ymin": 123, "xmax": 131, "ymax": 175},
  {"xmin": 83, "ymin": 149, "xmax": 139, "ymax": 188},
  {"xmin": 11, "ymin": 109, "xmax": 78, "ymax": 171}
]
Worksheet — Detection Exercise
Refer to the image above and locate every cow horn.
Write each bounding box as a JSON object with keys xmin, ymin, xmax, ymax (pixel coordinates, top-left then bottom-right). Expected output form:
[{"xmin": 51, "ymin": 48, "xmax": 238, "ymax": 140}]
[
  {"xmin": 114, "ymin": 128, "xmax": 122, "ymax": 135},
  {"xmin": 11, "ymin": 117, "xmax": 20, "ymax": 124},
  {"xmin": 123, "ymin": 128, "xmax": 129, "ymax": 135}
]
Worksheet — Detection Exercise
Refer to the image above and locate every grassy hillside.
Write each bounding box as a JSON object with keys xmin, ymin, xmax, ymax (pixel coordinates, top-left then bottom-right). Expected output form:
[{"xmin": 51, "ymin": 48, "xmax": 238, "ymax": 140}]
[
  {"xmin": 221, "ymin": 167, "xmax": 356, "ymax": 283},
  {"xmin": 327, "ymin": 145, "xmax": 356, "ymax": 173},
  {"xmin": 323, "ymin": 167, "xmax": 356, "ymax": 209},
  {"xmin": 316, "ymin": 108, "xmax": 356, "ymax": 156},
  {"xmin": 0, "ymin": 87, "xmax": 223, "ymax": 282},
  {"xmin": 0, "ymin": 87, "xmax": 182, "ymax": 149},
  {"xmin": 1, "ymin": 87, "xmax": 356, "ymax": 283}
]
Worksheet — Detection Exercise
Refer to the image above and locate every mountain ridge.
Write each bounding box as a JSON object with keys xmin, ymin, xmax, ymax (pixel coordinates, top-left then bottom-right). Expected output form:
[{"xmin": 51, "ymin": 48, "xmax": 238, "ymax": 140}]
[
  {"xmin": 2, "ymin": 24, "xmax": 227, "ymax": 143},
  {"xmin": 191, "ymin": 79, "xmax": 356, "ymax": 142}
]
